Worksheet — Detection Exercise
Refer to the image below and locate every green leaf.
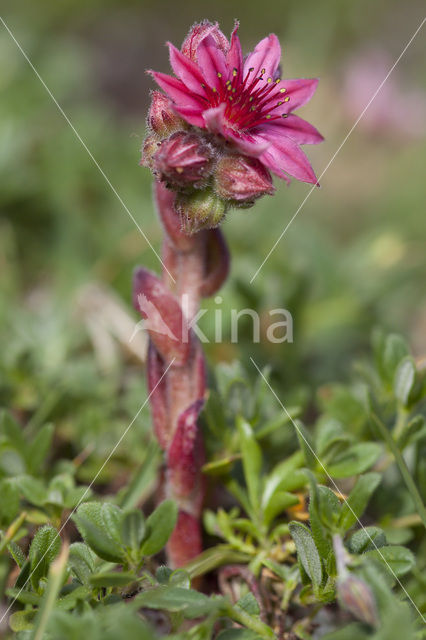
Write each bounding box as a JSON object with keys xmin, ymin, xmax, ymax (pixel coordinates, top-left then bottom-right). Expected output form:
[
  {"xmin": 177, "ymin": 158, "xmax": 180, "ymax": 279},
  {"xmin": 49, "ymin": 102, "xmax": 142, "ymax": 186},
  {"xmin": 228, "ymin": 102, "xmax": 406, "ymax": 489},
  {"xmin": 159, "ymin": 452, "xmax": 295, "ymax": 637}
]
[
  {"xmin": 294, "ymin": 420, "xmax": 316, "ymax": 470},
  {"xmin": 9, "ymin": 609, "xmax": 37, "ymax": 632},
  {"xmin": 68, "ymin": 542, "xmax": 96, "ymax": 585},
  {"xmin": 0, "ymin": 478, "xmax": 20, "ymax": 522},
  {"xmin": 364, "ymin": 545, "xmax": 415, "ymax": 577},
  {"xmin": 217, "ymin": 630, "xmax": 261, "ymax": 640},
  {"xmin": 339, "ymin": 473, "xmax": 381, "ymax": 531},
  {"xmin": 135, "ymin": 586, "xmax": 220, "ymax": 618},
  {"xmin": 17, "ymin": 475, "xmax": 48, "ymax": 506},
  {"xmin": 237, "ymin": 417, "xmax": 262, "ymax": 511},
  {"xmin": 27, "ymin": 423, "xmax": 54, "ymax": 474},
  {"xmin": 262, "ymin": 450, "xmax": 304, "ymax": 509},
  {"xmin": 397, "ymin": 415, "xmax": 426, "ymax": 450},
  {"xmin": 29, "ymin": 524, "xmax": 61, "ymax": 589},
  {"xmin": 263, "ymin": 491, "xmax": 299, "ymax": 528},
  {"xmin": 121, "ymin": 509, "xmax": 146, "ymax": 553},
  {"xmin": 72, "ymin": 502, "xmax": 125, "ymax": 563},
  {"xmin": 140, "ymin": 500, "xmax": 177, "ymax": 557},
  {"xmin": 236, "ymin": 592, "xmax": 260, "ymax": 616},
  {"xmin": 326, "ymin": 443, "xmax": 381, "ymax": 478},
  {"xmin": 374, "ymin": 332, "xmax": 409, "ymax": 384},
  {"xmin": 347, "ymin": 527, "xmax": 386, "ymax": 554},
  {"xmin": 315, "ymin": 418, "xmax": 352, "ymax": 459},
  {"xmin": 289, "ymin": 522, "xmax": 322, "ymax": 588},
  {"xmin": 90, "ymin": 571, "xmax": 137, "ymax": 588},
  {"xmin": 394, "ymin": 357, "xmax": 416, "ymax": 407}
]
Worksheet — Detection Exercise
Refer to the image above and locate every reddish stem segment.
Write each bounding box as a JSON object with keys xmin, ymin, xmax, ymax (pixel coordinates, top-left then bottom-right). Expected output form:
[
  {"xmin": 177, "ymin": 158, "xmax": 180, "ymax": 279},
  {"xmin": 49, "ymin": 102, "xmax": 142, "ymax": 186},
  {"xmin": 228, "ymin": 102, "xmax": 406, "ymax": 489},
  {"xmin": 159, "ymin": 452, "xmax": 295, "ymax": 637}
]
[{"xmin": 133, "ymin": 181, "xmax": 229, "ymax": 567}]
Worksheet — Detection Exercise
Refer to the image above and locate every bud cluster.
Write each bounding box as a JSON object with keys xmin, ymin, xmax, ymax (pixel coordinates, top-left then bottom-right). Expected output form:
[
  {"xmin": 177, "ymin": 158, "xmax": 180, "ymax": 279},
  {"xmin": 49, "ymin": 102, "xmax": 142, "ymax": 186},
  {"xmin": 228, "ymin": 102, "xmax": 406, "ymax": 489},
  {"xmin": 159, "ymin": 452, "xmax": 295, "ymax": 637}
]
[{"xmin": 141, "ymin": 91, "xmax": 274, "ymax": 233}]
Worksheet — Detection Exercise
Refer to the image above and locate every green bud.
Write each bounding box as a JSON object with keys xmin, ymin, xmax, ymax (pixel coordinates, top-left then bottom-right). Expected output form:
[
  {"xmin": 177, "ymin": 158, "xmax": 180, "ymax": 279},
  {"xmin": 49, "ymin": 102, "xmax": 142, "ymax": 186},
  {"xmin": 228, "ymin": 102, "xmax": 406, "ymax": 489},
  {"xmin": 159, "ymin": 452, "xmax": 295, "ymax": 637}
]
[{"xmin": 176, "ymin": 189, "xmax": 227, "ymax": 234}]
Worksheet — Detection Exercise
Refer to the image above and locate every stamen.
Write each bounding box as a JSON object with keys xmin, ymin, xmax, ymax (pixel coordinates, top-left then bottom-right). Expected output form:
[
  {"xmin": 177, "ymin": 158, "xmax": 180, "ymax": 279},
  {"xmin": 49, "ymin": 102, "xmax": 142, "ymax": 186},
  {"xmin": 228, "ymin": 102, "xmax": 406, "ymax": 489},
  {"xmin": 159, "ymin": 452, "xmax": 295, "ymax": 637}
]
[
  {"xmin": 284, "ymin": 96, "xmax": 290, "ymax": 102},
  {"xmin": 217, "ymin": 72, "xmax": 222, "ymax": 78},
  {"xmin": 280, "ymin": 88, "xmax": 287, "ymax": 93},
  {"xmin": 233, "ymin": 68, "xmax": 238, "ymax": 77}
]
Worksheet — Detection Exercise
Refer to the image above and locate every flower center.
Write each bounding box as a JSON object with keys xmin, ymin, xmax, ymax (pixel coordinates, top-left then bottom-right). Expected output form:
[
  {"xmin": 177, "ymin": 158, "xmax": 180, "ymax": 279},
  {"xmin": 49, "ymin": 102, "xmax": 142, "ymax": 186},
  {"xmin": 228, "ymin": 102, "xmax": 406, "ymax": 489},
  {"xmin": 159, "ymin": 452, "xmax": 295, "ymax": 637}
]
[{"xmin": 201, "ymin": 67, "xmax": 290, "ymax": 131}]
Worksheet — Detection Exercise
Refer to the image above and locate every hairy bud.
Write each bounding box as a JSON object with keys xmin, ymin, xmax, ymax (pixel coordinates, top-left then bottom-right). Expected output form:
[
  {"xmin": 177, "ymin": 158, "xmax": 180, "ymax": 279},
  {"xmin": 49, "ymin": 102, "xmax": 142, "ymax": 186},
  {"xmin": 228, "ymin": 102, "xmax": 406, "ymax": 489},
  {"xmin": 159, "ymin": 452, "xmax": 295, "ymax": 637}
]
[
  {"xmin": 214, "ymin": 154, "xmax": 275, "ymax": 205},
  {"xmin": 140, "ymin": 134, "xmax": 161, "ymax": 170},
  {"xmin": 154, "ymin": 132, "xmax": 214, "ymax": 189},
  {"xmin": 147, "ymin": 90, "xmax": 185, "ymax": 137},
  {"xmin": 176, "ymin": 189, "xmax": 227, "ymax": 234},
  {"xmin": 337, "ymin": 574, "xmax": 378, "ymax": 628}
]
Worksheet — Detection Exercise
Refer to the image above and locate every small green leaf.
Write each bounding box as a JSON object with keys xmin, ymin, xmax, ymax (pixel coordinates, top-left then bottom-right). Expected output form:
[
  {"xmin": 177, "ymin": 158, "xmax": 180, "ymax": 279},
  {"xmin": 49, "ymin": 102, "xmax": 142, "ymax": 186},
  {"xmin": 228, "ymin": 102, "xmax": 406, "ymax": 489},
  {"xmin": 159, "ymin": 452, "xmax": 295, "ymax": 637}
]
[
  {"xmin": 394, "ymin": 357, "xmax": 416, "ymax": 407},
  {"xmin": 347, "ymin": 527, "xmax": 386, "ymax": 554},
  {"xmin": 339, "ymin": 473, "xmax": 381, "ymax": 531},
  {"xmin": 73, "ymin": 502, "xmax": 125, "ymax": 563},
  {"xmin": 27, "ymin": 423, "xmax": 54, "ymax": 474},
  {"xmin": 217, "ymin": 630, "xmax": 261, "ymax": 640},
  {"xmin": 326, "ymin": 443, "xmax": 381, "ymax": 478},
  {"xmin": 68, "ymin": 542, "xmax": 96, "ymax": 585},
  {"xmin": 295, "ymin": 420, "xmax": 316, "ymax": 470},
  {"xmin": 140, "ymin": 500, "xmax": 177, "ymax": 557},
  {"xmin": 121, "ymin": 509, "xmax": 146, "ymax": 552},
  {"xmin": 135, "ymin": 586, "xmax": 220, "ymax": 618},
  {"xmin": 263, "ymin": 491, "xmax": 299, "ymax": 528},
  {"xmin": 364, "ymin": 545, "xmax": 415, "ymax": 577},
  {"xmin": 17, "ymin": 475, "xmax": 48, "ymax": 506},
  {"xmin": 289, "ymin": 521, "xmax": 322, "ymax": 588},
  {"xmin": 9, "ymin": 609, "xmax": 36, "ymax": 632},
  {"xmin": 236, "ymin": 592, "xmax": 260, "ymax": 616},
  {"xmin": 397, "ymin": 415, "xmax": 426, "ymax": 450},
  {"xmin": 237, "ymin": 417, "xmax": 262, "ymax": 511},
  {"xmin": 29, "ymin": 525, "xmax": 61, "ymax": 589},
  {"xmin": 90, "ymin": 571, "xmax": 137, "ymax": 588}
]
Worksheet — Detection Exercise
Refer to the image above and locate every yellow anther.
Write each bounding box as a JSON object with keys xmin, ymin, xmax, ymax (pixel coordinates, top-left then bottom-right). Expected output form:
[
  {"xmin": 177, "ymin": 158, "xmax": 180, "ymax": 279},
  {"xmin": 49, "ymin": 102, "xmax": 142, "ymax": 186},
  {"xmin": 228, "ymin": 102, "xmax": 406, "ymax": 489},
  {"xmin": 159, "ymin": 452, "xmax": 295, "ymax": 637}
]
[
  {"xmin": 275, "ymin": 78, "xmax": 281, "ymax": 84},
  {"xmin": 217, "ymin": 72, "xmax": 222, "ymax": 78},
  {"xmin": 265, "ymin": 115, "xmax": 271, "ymax": 119},
  {"xmin": 233, "ymin": 68, "xmax": 238, "ymax": 76},
  {"xmin": 267, "ymin": 77, "xmax": 272, "ymax": 83},
  {"xmin": 284, "ymin": 96, "xmax": 290, "ymax": 102},
  {"xmin": 282, "ymin": 113, "xmax": 288, "ymax": 118},
  {"xmin": 280, "ymin": 88, "xmax": 287, "ymax": 93},
  {"xmin": 261, "ymin": 68, "xmax": 266, "ymax": 75},
  {"xmin": 277, "ymin": 101, "xmax": 283, "ymax": 106}
]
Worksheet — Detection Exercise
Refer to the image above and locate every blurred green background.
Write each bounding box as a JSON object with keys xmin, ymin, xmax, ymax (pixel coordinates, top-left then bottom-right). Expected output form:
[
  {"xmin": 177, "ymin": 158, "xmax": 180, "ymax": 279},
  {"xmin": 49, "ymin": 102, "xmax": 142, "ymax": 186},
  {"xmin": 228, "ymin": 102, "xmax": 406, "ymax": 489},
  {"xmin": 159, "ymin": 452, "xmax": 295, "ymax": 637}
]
[{"xmin": 0, "ymin": 0, "xmax": 425, "ymax": 470}]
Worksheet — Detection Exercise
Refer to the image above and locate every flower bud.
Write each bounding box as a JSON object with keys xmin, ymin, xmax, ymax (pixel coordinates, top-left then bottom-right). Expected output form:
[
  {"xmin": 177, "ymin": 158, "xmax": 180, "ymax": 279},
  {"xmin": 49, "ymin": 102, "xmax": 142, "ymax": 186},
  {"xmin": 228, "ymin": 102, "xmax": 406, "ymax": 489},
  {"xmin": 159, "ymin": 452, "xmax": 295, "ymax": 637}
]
[
  {"xmin": 140, "ymin": 134, "xmax": 161, "ymax": 169},
  {"xmin": 154, "ymin": 182, "xmax": 198, "ymax": 252},
  {"xmin": 153, "ymin": 132, "xmax": 214, "ymax": 189},
  {"xmin": 214, "ymin": 154, "xmax": 275, "ymax": 205},
  {"xmin": 176, "ymin": 189, "xmax": 227, "ymax": 234},
  {"xmin": 337, "ymin": 574, "xmax": 378, "ymax": 628},
  {"xmin": 147, "ymin": 90, "xmax": 185, "ymax": 137}
]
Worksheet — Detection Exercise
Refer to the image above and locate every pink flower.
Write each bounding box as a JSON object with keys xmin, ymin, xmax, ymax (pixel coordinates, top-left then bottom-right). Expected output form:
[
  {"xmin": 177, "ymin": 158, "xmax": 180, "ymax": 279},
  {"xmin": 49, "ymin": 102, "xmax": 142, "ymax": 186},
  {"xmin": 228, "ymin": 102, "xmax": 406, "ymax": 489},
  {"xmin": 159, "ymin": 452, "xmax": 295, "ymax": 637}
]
[{"xmin": 149, "ymin": 21, "xmax": 323, "ymax": 185}]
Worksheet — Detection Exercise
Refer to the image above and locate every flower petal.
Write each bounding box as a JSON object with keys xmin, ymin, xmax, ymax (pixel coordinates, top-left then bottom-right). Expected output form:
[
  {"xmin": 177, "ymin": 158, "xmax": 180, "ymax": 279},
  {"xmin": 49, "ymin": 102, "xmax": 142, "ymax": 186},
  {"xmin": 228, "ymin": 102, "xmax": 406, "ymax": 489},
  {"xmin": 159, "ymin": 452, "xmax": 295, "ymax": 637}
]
[
  {"xmin": 258, "ymin": 131, "xmax": 319, "ymax": 184},
  {"xmin": 272, "ymin": 78, "xmax": 319, "ymax": 113},
  {"xmin": 167, "ymin": 42, "xmax": 207, "ymax": 96},
  {"xmin": 181, "ymin": 20, "xmax": 228, "ymax": 61},
  {"xmin": 149, "ymin": 71, "xmax": 205, "ymax": 110},
  {"xmin": 258, "ymin": 115, "xmax": 324, "ymax": 145},
  {"xmin": 203, "ymin": 104, "xmax": 227, "ymax": 135},
  {"xmin": 227, "ymin": 130, "xmax": 270, "ymax": 157},
  {"xmin": 173, "ymin": 104, "xmax": 206, "ymax": 128},
  {"xmin": 243, "ymin": 33, "xmax": 281, "ymax": 79},
  {"xmin": 196, "ymin": 34, "xmax": 228, "ymax": 89},
  {"xmin": 226, "ymin": 21, "xmax": 243, "ymax": 79}
]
